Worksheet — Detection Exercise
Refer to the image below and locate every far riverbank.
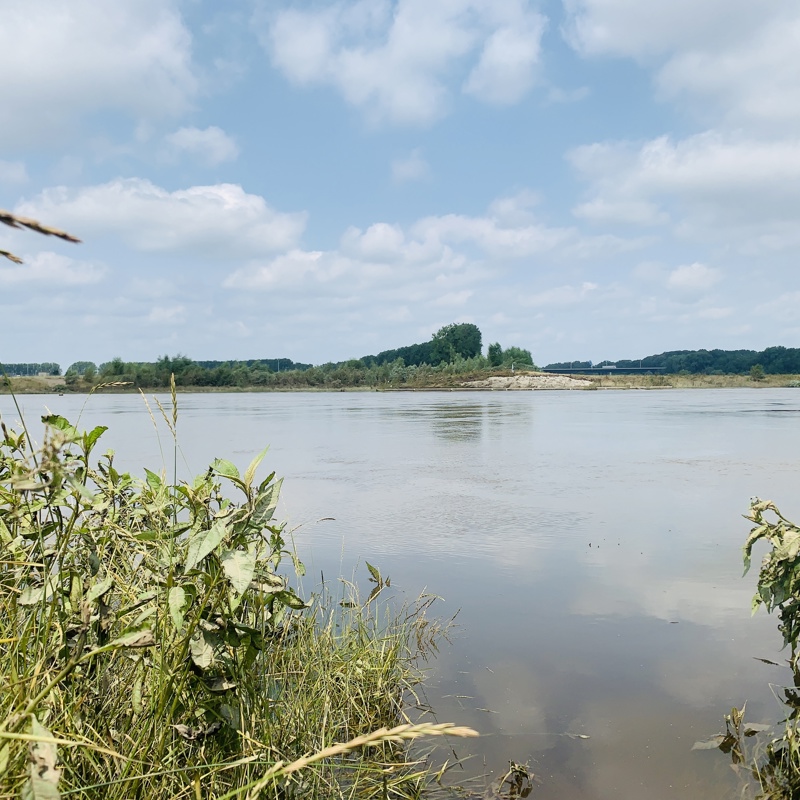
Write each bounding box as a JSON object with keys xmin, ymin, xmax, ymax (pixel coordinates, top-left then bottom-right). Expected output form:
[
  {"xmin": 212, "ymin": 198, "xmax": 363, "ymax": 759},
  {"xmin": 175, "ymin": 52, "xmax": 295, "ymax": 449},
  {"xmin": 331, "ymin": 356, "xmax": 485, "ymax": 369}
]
[{"xmin": 4, "ymin": 371, "xmax": 800, "ymax": 394}]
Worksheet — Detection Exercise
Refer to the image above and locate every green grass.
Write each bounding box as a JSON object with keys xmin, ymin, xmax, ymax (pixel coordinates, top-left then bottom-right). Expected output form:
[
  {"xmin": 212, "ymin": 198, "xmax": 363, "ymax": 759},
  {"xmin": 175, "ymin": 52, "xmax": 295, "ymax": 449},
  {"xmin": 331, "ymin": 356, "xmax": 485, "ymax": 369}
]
[{"xmin": 0, "ymin": 393, "xmax": 474, "ymax": 799}]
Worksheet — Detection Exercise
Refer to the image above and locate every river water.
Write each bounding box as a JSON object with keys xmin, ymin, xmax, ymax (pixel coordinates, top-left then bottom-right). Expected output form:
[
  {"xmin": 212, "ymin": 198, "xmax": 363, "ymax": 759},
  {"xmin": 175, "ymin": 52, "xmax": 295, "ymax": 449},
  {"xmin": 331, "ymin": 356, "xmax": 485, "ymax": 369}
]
[{"xmin": 3, "ymin": 388, "xmax": 800, "ymax": 798}]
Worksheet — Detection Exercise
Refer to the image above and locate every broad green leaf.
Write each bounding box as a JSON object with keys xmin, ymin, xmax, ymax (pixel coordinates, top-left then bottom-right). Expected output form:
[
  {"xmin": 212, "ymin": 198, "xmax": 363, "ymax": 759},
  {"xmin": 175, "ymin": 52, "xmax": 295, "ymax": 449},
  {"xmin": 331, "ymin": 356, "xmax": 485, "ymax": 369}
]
[
  {"xmin": 252, "ymin": 478, "xmax": 282, "ymax": 526},
  {"xmin": 82, "ymin": 425, "xmax": 108, "ymax": 454},
  {"xmin": 41, "ymin": 414, "xmax": 79, "ymax": 442},
  {"xmin": 244, "ymin": 447, "xmax": 269, "ymax": 489},
  {"xmin": 184, "ymin": 520, "xmax": 228, "ymax": 572},
  {"xmin": 212, "ymin": 458, "xmax": 240, "ymax": 480},
  {"xmin": 144, "ymin": 469, "xmax": 162, "ymax": 491},
  {"xmin": 220, "ymin": 549, "xmax": 256, "ymax": 595},
  {"xmin": 189, "ymin": 631, "xmax": 214, "ymax": 670},
  {"xmin": 275, "ymin": 588, "xmax": 307, "ymax": 610},
  {"xmin": 366, "ymin": 562, "xmax": 381, "ymax": 584},
  {"xmin": 22, "ymin": 717, "xmax": 60, "ymax": 800},
  {"xmin": 86, "ymin": 576, "xmax": 114, "ymax": 603},
  {"xmin": 168, "ymin": 586, "xmax": 188, "ymax": 630}
]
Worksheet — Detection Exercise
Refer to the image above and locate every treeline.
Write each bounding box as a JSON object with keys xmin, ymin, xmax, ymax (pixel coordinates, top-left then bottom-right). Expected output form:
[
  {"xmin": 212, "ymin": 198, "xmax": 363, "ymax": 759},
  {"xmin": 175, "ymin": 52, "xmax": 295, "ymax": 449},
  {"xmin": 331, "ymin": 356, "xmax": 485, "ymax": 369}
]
[
  {"xmin": 2, "ymin": 362, "xmax": 61, "ymax": 376},
  {"xmin": 39, "ymin": 322, "xmax": 537, "ymax": 391},
  {"xmin": 62, "ymin": 353, "xmax": 493, "ymax": 390},
  {"xmin": 546, "ymin": 346, "xmax": 800, "ymax": 374}
]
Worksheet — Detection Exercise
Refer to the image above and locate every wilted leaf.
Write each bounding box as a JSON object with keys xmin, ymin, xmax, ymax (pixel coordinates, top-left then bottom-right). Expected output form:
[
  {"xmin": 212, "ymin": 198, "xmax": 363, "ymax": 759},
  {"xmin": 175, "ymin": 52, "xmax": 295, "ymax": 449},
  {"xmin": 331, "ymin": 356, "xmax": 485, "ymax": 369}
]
[
  {"xmin": 190, "ymin": 632, "xmax": 214, "ymax": 670},
  {"xmin": 22, "ymin": 717, "xmax": 60, "ymax": 800},
  {"xmin": 744, "ymin": 723, "xmax": 772, "ymax": 735},
  {"xmin": 244, "ymin": 447, "xmax": 268, "ymax": 489},
  {"xmin": 692, "ymin": 734, "xmax": 733, "ymax": 751},
  {"xmin": 184, "ymin": 520, "xmax": 228, "ymax": 572},
  {"xmin": 207, "ymin": 677, "xmax": 237, "ymax": 692},
  {"xmin": 220, "ymin": 550, "xmax": 257, "ymax": 595},
  {"xmin": 172, "ymin": 722, "xmax": 223, "ymax": 741},
  {"xmin": 112, "ymin": 630, "xmax": 155, "ymax": 649},
  {"xmin": 168, "ymin": 586, "xmax": 188, "ymax": 630},
  {"xmin": 18, "ymin": 586, "xmax": 45, "ymax": 606},
  {"xmin": 86, "ymin": 576, "xmax": 114, "ymax": 603}
]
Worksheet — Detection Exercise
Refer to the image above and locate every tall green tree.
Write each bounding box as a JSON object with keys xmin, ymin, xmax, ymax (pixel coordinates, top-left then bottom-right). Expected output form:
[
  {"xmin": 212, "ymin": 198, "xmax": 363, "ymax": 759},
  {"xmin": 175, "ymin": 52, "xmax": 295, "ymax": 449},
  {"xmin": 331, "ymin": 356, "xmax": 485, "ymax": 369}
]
[
  {"xmin": 431, "ymin": 323, "xmax": 482, "ymax": 364},
  {"xmin": 487, "ymin": 342, "xmax": 503, "ymax": 367}
]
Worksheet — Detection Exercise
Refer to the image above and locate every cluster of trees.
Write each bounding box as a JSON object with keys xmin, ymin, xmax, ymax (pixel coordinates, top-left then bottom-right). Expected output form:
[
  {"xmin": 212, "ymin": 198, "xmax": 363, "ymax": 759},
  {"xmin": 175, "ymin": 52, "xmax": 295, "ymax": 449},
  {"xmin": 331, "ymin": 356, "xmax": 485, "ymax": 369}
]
[
  {"xmin": 2, "ymin": 362, "xmax": 61, "ymax": 376},
  {"xmin": 487, "ymin": 343, "xmax": 534, "ymax": 368},
  {"xmin": 361, "ymin": 323, "xmax": 483, "ymax": 367},
  {"xmin": 47, "ymin": 322, "xmax": 537, "ymax": 390},
  {"xmin": 545, "ymin": 347, "xmax": 800, "ymax": 375}
]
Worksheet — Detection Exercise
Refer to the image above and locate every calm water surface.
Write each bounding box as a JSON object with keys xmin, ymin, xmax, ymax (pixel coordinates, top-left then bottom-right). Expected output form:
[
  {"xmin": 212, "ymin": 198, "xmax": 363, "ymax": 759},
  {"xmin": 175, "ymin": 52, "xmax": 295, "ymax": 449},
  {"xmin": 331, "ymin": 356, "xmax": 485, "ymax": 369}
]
[{"xmin": 4, "ymin": 388, "xmax": 800, "ymax": 798}]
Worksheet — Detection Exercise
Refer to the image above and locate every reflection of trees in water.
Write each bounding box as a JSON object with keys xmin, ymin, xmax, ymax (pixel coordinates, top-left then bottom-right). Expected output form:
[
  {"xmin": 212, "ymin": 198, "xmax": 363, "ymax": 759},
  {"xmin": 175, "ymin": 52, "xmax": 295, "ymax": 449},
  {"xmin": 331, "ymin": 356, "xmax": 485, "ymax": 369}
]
[{"xmin": 377, "ymin": 402, "xmax": 533, "ymax": 442}]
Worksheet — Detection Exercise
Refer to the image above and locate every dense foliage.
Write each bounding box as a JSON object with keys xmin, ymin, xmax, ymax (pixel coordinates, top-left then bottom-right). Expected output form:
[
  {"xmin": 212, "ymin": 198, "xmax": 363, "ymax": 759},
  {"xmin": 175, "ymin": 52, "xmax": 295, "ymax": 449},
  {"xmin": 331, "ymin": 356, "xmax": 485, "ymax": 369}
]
[
  {"xmin": 2, "ymin": 362, "xmax": 61, "ymax": 376},
  {"xmin": 0, "ymin": 403, "xmax": 471, "ymax": 798},
  {"xmin": 546, "ymin": 347, "xmax": 800, "ymax": 375}
]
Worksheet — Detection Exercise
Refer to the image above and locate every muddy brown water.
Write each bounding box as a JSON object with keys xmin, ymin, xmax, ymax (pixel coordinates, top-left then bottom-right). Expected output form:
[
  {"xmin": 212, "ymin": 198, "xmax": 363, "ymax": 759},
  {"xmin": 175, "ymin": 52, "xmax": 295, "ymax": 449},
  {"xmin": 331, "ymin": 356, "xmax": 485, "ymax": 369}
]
[{"xmin": 4, "ymin": 388, "xmax": 800, "ymax": 798}]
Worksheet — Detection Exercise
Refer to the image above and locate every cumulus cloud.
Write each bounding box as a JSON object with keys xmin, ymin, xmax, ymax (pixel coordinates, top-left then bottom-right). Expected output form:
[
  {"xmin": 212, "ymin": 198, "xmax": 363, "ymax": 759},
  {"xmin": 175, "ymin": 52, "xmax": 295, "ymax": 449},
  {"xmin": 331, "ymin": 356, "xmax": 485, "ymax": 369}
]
[
  {"xmin": 391, "ymin": 149, "xmax": 429, "ymax": 183},
  {"xmin": 16, "ymin": 179, "xmax": 306, "ymax": 258},
  {"xmin": 563, "ymin": 0, "xmax": 800, "ymax": 129},
  {"xmin": 256, "ymin": 0, "xmax": 546, "ymax": 125},
  {"xmin": 569, "ymin": 132, "xmax": 800, "ymax": 240},
  {"xmin": 666, "ymin": 263, "xmax": 721, "ymax": 297},
  {"xmin": 0, "ymin": 0, "xmax": 197, "ymax": 146},
  {"xmin": 0, "ymin": 252, "xmax": 105, "ymax": 286},
  {"xmin": 521, "ymin": 282, "xmax": 598, "ymax": 307},
  {"xmin": 164, "ymin": 126, "xmax": 239, "ymax": 166}
]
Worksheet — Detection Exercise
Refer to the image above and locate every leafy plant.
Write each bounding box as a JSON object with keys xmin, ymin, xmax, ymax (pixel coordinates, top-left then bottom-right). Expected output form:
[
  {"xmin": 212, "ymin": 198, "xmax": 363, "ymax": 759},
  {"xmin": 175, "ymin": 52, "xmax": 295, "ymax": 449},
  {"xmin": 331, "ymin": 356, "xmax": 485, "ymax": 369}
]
[{"xmin": 0, "ymin": 410, "xmax": 473, "ymax": 798}]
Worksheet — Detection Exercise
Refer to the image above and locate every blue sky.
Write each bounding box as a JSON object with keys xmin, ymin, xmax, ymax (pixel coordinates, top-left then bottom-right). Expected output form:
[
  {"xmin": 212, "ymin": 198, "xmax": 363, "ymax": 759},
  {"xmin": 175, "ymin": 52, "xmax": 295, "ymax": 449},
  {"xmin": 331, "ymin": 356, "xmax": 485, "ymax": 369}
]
[{"xmin": 2, "ymin": 0, "xmax": 799, "ymax": 368}]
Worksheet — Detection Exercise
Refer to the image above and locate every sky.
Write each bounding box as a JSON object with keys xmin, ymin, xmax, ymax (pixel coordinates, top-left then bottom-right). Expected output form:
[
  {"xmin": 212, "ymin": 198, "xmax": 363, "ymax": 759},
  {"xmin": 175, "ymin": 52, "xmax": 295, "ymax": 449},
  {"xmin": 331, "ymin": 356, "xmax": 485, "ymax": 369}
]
[{"xmin": 1, "ymin": 0, "xmax": 799, "ymax": 369}]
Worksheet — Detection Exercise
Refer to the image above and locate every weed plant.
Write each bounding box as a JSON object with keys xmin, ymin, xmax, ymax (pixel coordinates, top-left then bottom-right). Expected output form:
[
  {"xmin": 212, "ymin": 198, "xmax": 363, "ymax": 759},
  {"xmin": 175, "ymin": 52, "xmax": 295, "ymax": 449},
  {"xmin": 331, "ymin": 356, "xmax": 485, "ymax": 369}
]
[{"xmin": 0, "ymin": 395, "xmax": 475, "ymax": 799}]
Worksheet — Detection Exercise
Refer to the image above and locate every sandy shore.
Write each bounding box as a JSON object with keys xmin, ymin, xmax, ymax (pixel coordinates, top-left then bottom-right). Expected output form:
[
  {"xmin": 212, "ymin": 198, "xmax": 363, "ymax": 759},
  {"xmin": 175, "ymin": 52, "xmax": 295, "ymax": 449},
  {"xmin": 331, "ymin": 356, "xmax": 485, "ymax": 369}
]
[{"xmin": 462, "ymin": 373, "xmax": 594, "ymax": 390}]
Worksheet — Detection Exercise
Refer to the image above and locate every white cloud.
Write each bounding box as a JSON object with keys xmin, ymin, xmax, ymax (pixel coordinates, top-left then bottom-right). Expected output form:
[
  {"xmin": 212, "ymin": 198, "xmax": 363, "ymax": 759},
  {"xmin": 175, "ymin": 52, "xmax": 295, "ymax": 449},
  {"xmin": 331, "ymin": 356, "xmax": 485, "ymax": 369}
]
[
  {"xmin": 0, "ymin": 252, "xmax": 105, "ymax": 286},
  {"xmin": 164, "ymin": 126, "xmax": 239, "ymax": 166},
  {"xmin": 569, "ymin": 132, "xmax": 800, "ymax": 240},
  {"xmin": 0, "ymin": 161, "xmax": 28, "ymax": 186},
  {"xmin": 391, "ymin": 149, "xmax": 429, "ymax": 183},
  {"xmin": 257, "ymin": 0, "xmax": 546, "ymax": 125},
  {"xmin": 16, "ymin": 179, "xmax": 306, "ymax": 258},
  {"xmin": 462, "ymin": 18, "xmax": 544, "ymax": 104},
  {"xmin": 563, "ymin": 1, "xmax": 800, "ymax": 129},
  {"xmin": 147, "ymin": 304, "xmax": 186, "ymax": 324},
  {"xmin": 666, "ymin": 262, "xmax": 721, "ymax": 295},
  {"xmin": 521, "ymin": 282, "xmax": 598, "ymax": 307},
  {"xmin": 0, "ymin": 0, "xmax": 197, "ymax": 146}
]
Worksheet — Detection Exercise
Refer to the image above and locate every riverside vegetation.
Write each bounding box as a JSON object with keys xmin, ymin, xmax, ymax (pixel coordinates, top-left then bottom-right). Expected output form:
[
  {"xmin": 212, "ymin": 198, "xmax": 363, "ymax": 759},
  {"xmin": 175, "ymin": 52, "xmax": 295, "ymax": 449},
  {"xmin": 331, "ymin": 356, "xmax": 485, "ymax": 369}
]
[
  {"xmin": 0, "ymin": 385, "xmax": 476, "ymax": 799},
  {"xmin": 693, "ymin": 499, "xmax": 800, "ymax": 798}
]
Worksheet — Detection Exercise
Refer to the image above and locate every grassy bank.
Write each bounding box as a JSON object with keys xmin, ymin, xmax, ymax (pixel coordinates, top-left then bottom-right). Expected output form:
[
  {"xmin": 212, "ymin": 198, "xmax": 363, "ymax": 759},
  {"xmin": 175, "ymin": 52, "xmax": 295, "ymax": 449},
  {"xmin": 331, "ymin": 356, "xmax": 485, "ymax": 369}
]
[
  {"xmin": 0, "ymin": 388, "xmax": 474, "ymax": 799},
  {"xmin": 6, "ymin": 371, "xmax": 800, "ymax": 395}
]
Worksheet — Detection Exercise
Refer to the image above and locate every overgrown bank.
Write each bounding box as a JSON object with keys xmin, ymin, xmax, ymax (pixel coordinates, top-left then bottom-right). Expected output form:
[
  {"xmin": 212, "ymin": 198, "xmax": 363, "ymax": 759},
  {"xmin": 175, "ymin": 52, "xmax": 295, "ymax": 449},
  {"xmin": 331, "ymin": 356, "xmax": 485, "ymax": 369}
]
[{"xmin": 0, "ymin": 392, "xmax": 475, "ymax": 799}]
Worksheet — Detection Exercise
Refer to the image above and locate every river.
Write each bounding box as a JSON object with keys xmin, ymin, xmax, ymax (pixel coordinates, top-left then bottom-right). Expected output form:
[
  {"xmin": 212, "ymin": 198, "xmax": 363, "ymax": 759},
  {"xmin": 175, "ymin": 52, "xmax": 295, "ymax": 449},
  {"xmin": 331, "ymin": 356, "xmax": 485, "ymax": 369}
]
[{"xmin": 3, "ymin": 388, "xmax": 798, "ymax": 798}]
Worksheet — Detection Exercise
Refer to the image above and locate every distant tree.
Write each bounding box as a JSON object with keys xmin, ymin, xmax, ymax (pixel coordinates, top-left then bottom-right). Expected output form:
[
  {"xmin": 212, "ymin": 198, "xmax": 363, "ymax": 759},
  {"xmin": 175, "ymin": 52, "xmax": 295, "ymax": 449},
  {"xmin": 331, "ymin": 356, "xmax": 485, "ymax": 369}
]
[
  {"xmin": 750, "ymin": 364, "xmax": 765, "ymax": 382},
  {"xmin": 502, "ymin": 346, "xmax": 534, "ymax": 367},
  {"xmin": 431, "ymin": 323, "xmax": 482, "ymax": 364},
  {"xmin": 67, "ymin": 361, "xmax": 97, "ymax": 376},
  {"xmin": 487, "ymin": 342, "xmax": 503, "ymax": 367},
  {"xmin": 83, "ymin": 364, "xmax": 96, "ymax": 384}
]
